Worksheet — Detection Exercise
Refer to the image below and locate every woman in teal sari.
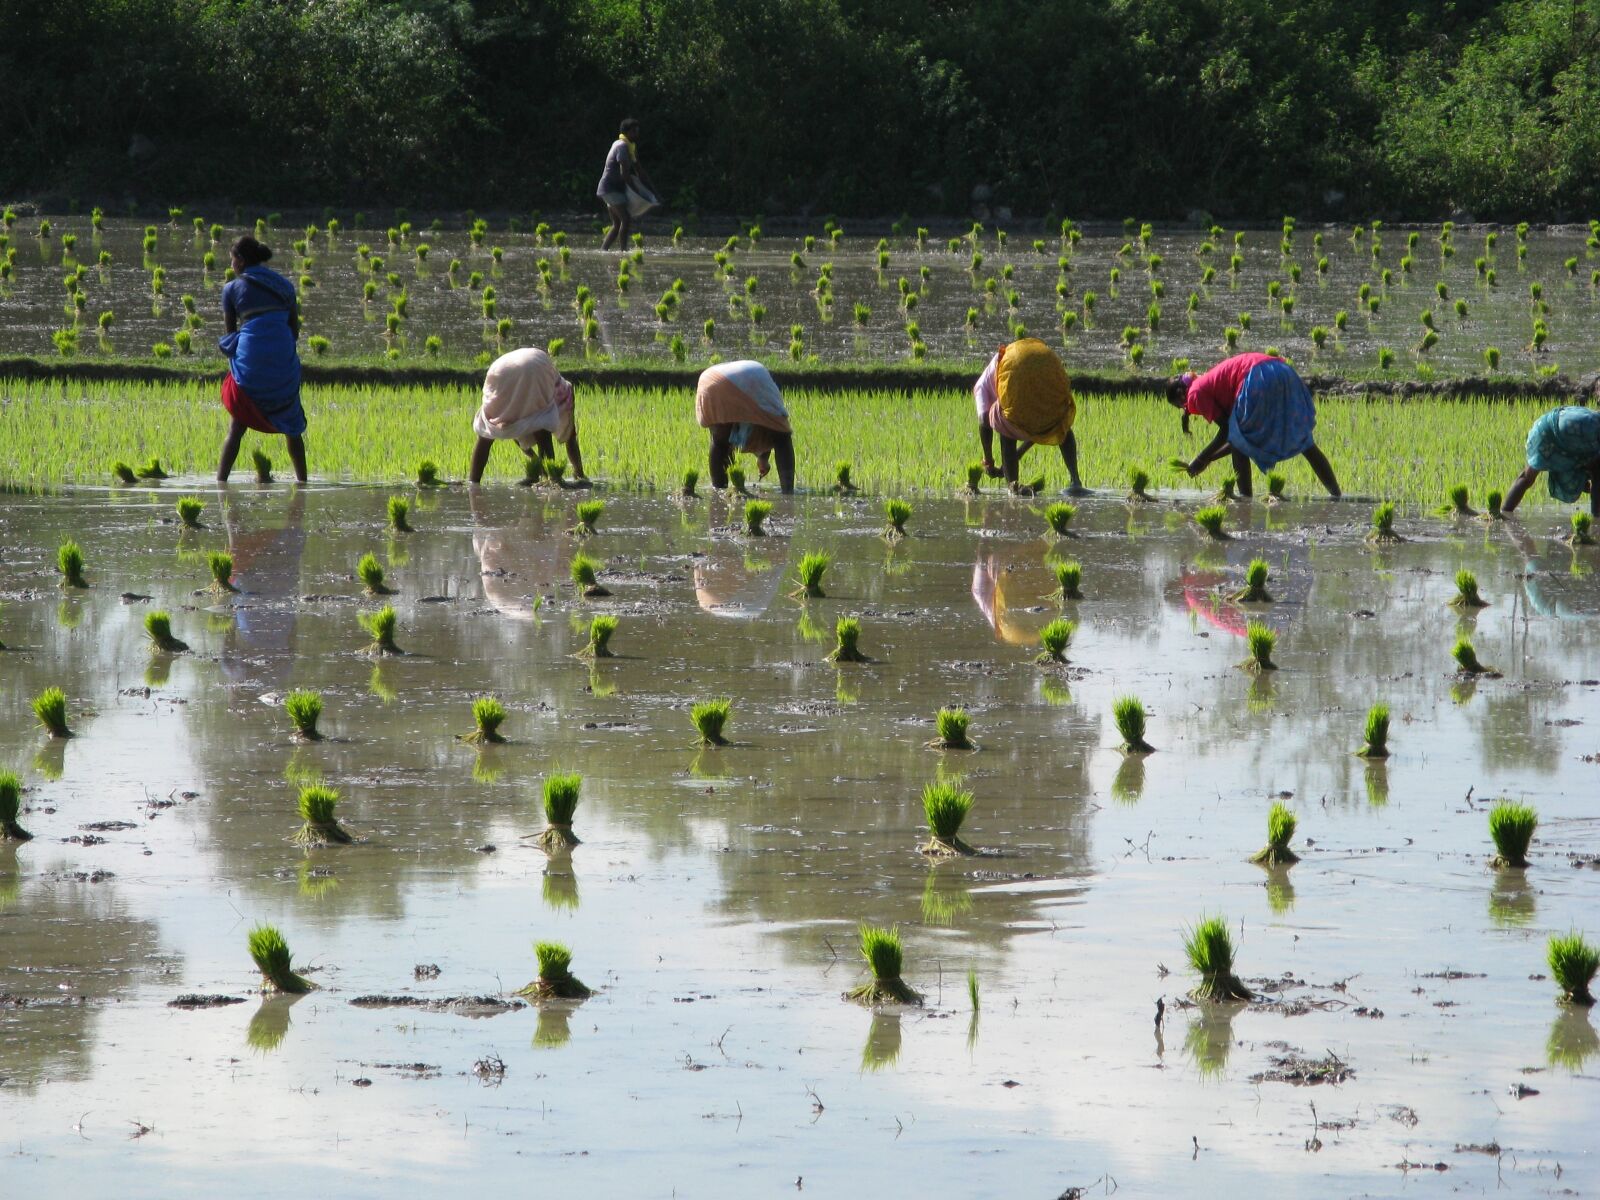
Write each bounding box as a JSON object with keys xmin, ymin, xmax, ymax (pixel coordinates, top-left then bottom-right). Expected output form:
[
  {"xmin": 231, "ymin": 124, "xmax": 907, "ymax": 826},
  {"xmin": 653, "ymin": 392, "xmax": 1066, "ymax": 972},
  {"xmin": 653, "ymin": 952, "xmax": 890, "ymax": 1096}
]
[{"xmin": 1504, "ymin": 406, "xmax": 1600, "ymax": 514}]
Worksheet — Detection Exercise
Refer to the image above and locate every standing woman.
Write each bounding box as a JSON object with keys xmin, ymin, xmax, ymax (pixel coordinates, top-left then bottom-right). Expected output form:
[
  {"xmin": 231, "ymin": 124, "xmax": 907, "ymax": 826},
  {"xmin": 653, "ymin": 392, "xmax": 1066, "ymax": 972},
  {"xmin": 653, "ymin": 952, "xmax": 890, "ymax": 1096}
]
[
  {"xmin": 1503, "ymin": 405, "xmax": 1600, "ymax": 514},
  {"xmin": 972, "ymin": 338, "xmax": 1086, "ymax": 494},
  {"xmin": 597, "ymin": 118, "xmax": 656, "ymax": 252},
  {"xmin": 215, "ymin": 235, "xmax": 307, "ymax": 482},
  {"xmin": 695, "ymin": 360, "xmax": 795, "ymax": 493},
  {"xmin": 1166, "ymin": 352, "xmax": 1340, "ymax": 498}
]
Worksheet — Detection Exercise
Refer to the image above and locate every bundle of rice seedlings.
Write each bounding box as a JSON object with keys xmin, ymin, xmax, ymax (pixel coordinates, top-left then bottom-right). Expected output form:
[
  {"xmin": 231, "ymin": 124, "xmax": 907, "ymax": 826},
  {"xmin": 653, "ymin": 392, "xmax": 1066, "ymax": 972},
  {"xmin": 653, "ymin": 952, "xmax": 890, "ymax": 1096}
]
[
  {"xmin": 578, "ymin": 614, "xmax": 617, "ymax": 658},
  {"xmin": 1449, "ymin": 569, "xmax": 1487, "ymax": 609},
  {"xmin": 416, "ymin": 459, "xmax": 440, "ymax": 487},
  {"xmin": 570, "ymin": 553, "xmax": 610, "ymax": 598},
  {"xmin": 533, "ymin": 773, "xmax": 582, "ymax": 850},
  {"xmin": 1354, "ymin": 703, "xmax": 1389, "ymax": 758},
  {"xmin": 285, "ymin": 690, "xmax": 323, "ymax": 740},
  {"xmin": 387, "ymin": 496, "xmax": 412, "ymax": 533},
  {"xmin": 293, "ymin": 784, "xmax": 353, "ymax": 846},
  {"xmin": 1234, "ymin": 559, "xmax": 1273, "ymax": 603},
  {"xmin": 465, "ymin": 697, "xmax": 507, "ymax": 744},
  {"xmin": 357, "ymin": 552, "xmax": 394, "ymax": 595},
  {"xmin": 1570, "ymin": 512, "xmax": 1596, "ymax": 547},
  {"xmin": 1488, "ymin": 800, "xmax": 1537, "ymax": 868},
  {"xmin": 1183, "ymin": 915, "xmax": 1253, "ymax": 1001},
  {"xmin": 964, "ymin": 462, "xmax": 985, "ymax": 494},
  {"xmin": 58, "ymin": 540, "xmax": 88, "ymax": 588},
  {"xmin": 0, "ymin": 772, "xmax": 32, "ymax": 841},
  {"xmin": 883, "ymin": 498, "xmax": 912, "ymax": 540},
  {"xmin": 1022, "ymin": 473, "xmax": 1046, "ymax": 494},
  {"xmin": 929, "ymin": 706, "xmax": 973, "ymax": 750},
  {"xmin": 1036, "ymin": 618, "xmax": 1074, "ymax": 664},
  {"xmin": 32, "ymin": 687, "xmax": 71, "ymax": 738},
  {"xmin": 843, "ymin": 925, "xmax": 922, "ymax": 1006},
  {"xmin": 1242, "ymin": 621, "xmax": 1277, "ymax": 672},
  {"xmin": 1193, "ymin": 505, "xmax": 1229, "ymax": 539},
  {"xmin": 542, "ymin": 458, "xmax": 568, "ymax": 487},
  {"xmin": 919, "ymin": 780, "xmax": 976, "ymax": 856},
  {"xmin": 745, "ymin": 500, "xmax": 773, "ymax": 536},
  {"xmin": 794, "ymin": 551, "xmax": 829, "ymax": 598},
  {"xmin": 1214, "ymin": 475, "xmax": 1238, "ymax": 502},
  {"xmin": 1249, "ymin": 802, "xmax": 1299, "ymax": 866},
  {"xmin": 1452, "ymin": 634, "xmax": 1494, "ymax": 676},
  {"xmin": 136, "ymin": 458, "xmax": 168, "ymax": 480},
  {"xmin": 521, "ymin": 456, "xmax": 544, "ymax": 487},
  {"xmin": 1053, "ymin": 560, "xmax": 1083, "ymax": 602},
  {"xmin": 176, "ymin": 496, "xmax": 205, "ymax": 528},
  {"xmin": 1547, "ymin": 932, "xmax": 1598, "ymax": 1006},
  {"xmin": 573, "ymin": 500, "xmax": 604, "ymax": 536},
  {"xmin": 1127, "ymin": 466, "xmax": 1153, "ymax": 501},
  {"xmin": 692, "ymin": 698, "xmax": 731, "ymax": 746},
  {"xmin": 208, "ymin": 551, "xmax": 238, "ymax": 593},
  {"xmin": 726, "ymin": 465, "xmax": 749, "ymax": 495},
  {"xmin": 827, "ymin": 617, "xmax": 867, "ymax": 663},
  {"xmin": 360, "ymin": 605, "xmax": 402, "ymax": 655},
  {"xmin": 1265, "ymin": 472, "xmax": 1287, "ymax": 503},
  {"xmin": 1437, "ymin": 483, "xmax": 1476, "ymax": 517},
  {"xmin": 251, "ymin": 449, "xmax": 273, "ymax": 483},
  {"xmin": 111, "ymin": 461, "xmax": 136, "ymax": 485},
  {"xmin": 515, "ymin": 941, "xmax": 592, "ymax": 1000},
  {"xmin": 247, "ymin": 924, "xmax": 313, "ymax": 993},
  {"xmin": 1481, "ymin": 490, "xmax": 1504, "ymax": 520},
  {"xmin": 1368, "ymin": 501, "xmax": 1401, "ymax": 543},
  {"xmin": 1042, "ymin": 502, "xmax": 1075, "ymax": 538},
  {"xmin": 833, "ymin": 461, "xmax": 857, "ymax": 494},
  {"xmin": 143, "ymin": 610, "xmax": 189, "ymax": 653},
  {"xmin": 1114, "ymin": 695, "xmax": 1154, "ymax": 753},
  {"xmin": 681, "ymin": 467, "xmax": 699, "ymax": 498}
]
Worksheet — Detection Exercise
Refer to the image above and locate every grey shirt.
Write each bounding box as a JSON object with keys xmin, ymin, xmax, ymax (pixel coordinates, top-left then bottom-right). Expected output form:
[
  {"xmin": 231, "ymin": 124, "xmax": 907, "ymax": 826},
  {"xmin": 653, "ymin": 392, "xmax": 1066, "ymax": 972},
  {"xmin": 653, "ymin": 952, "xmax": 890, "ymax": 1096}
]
[{"xmin": 597, "ymin": 139, "xmax": 630, "ymax": 197}]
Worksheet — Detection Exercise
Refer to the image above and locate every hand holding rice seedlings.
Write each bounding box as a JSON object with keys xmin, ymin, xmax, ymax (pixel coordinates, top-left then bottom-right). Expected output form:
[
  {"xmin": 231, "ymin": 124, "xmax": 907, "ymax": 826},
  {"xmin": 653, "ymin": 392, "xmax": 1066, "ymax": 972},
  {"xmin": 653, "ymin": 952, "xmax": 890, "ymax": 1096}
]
[
  {"xmin": 0, "ymin": 772, "xmax": 32, "ymax": 841},
  {"xmin": 465, "ymin": 696, "xmax": 507, "ymax": 744},
  {"xmin": 1547, "ymin": 932, "xmax": 1598, "ymax": 1006},
  {"xmin": 1234, "ymin": 558, "xmax": 1273, "ymax": 603},
  {"xmin": 112, "ymin": 461, "xmax": 136, "ymax": 485},
  {"xmin": 1042, "ymin": 502, "xmax": 1075, "ymax": 537},
  {"xmin": 1249, "ymin": 802, "xmax": 1299, "ymax": 866},
  {"xmin": 883, "ymin": 498, "xmax": 912, "ymax": 539},
  {"xmin": 1113, "ymin": 695, "xmax": 1154, "ymax": 753},
  {"xmin": 360, "ymin": 605, "xmax": 402, "ymax": 655},
  {"xmin": 57, "ymin": 539, "xmax": 87, "ymax": 588},
  {"xmin": 1183, "ymin": 915, "xmax": 1253, "ymax": 1002},
  {"xmin": 572, "ymin": 499, "xmax": 604, "ymax": 536},
  {"xmin": 1052, "ymin": 559, "xmax": 1083, "ymax": 602},
  {"xmin": 1437, "ymin": 483, "xmax": 1477, "ymax": 517},
  {"xmin": 416, "ymin": 459, "xmax": 440, "ymax": 487},
  {"xmin": 1450, "ymin": 569, "xmax": 1488, "ymax": 608},
  {"xmin": 691, "ymin": 698, "xmax": 732, "ymax": 746},
  {"xmin": 680, "ymin": 467, "xmax": 698, "ymax": 498},
  {"xmin": 1194, "ymin": 505, "xmax": 1229, "ymax": 539},
  {"xmin": 1355, "ymin": 703, "xmax": 1390, "ymax": 758},
  {"xmin": 285, "ymin": 690, "xmax": 323, "ymax": 740},
  {"xmin": 175, "ymin": 495, "xmax": 205, "ymax": 528},
  {"xmin": 533, "ymin": 773, "xmax": 582, "ymax": 850},
  {"xmin": 1127, "ymin": 466, "xmax": 1153, "ymax": 501},
  {"xmin": 827, "ymin": 616, "xmax": 868, "ymax": 663},
  {"xmin": 929, "ymin": 706, "xmax": 973, "ymax": 750},
  {"xmin": 1368, "ymin": 500, "xmax": 1401, "ymax": 543},
  {"xmin": 247, "ymin": 924, "xmax": 313, "ymax": 993},
  {"xmin": 293, "ymin": 784, "xmax": 353, "ymax": 846},
  {"xmin": 1242, "ymin": 621, "xmax": 1278, "ymax": 672},
  {"xmin": 143, "ymin": 610, "xmax": 189, "ymax": 653},
  {"xmin": 1452, "ymin": 634, "xmax": 1495, "ymax": 676},
  {"xmin": 516, "ymin": 941, "xmax": 592, "ymax": 1000},
  {"xmin": 578, "ymin": 614, "xmax": 618, "ymax": 658},
  {"xmin": 833, "ymin": 461, "xmax": 857, "ymax": 493},
  {"xmin": 1035, "ymin": 617, "xmax": 1074, "ymax": 664},
  {"xmin": 919, "ymin": 779, "xmax": 976, "ymax": 856},
  {"xmin": 32, "ymin": 687, "xmax": 71, "ymax": 738},
  {"xmin": 251, "ymin": 449, "xmax": 273, "ymax": 483},
  {"xmin": 744, "ymin": 499, "xmax": 773, "ymax": 537},
  {"xmin": 844, "ymin": 924, "xmax": 922, "ymax": 1006},
  {"xmin": 1488, "ymin": 800, "xmax": 1537, "ymax": 868},
  {"xmin": 208, "ymin": 551, "xmax": 238, "ymax": 593},
  {"xmin": 794, "ymin": 551, "xmax": 830, "ymax": 598},
  {"xmin": 570, "ymin": 552, "xmax": 610, "ymax": 598},
  {"xmin": 1570, "ymin": 512, "xmax": 1596, "ymax": 546},
  {"xmin": 387, "ymin": 495, "xmax": 412, "ymax": 533}
]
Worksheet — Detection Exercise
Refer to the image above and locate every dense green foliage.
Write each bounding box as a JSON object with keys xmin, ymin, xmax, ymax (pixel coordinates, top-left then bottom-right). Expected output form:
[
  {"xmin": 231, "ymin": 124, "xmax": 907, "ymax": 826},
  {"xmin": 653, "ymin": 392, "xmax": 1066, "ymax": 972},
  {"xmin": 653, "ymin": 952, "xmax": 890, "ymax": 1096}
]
[{"xmin": 6, "ymin": 1, "xmax": 1600, "ymax": 217}]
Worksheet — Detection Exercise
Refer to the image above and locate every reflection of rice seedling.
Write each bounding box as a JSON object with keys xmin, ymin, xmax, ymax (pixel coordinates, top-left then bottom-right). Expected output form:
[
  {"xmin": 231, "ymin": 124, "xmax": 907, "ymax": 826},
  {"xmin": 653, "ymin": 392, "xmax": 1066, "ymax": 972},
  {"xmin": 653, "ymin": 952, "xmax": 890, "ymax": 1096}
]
[
  {"xmin": 1571, "ymin": 512, "xmax": 1596, "ymax": 546},
  {"xmin": 1042, "ymin": 502, "xmax": 1075, "ymax": 537},
  {"xmin": 143, "ymin": 610, "xmax": 189, "ymax": 653},
  {"xmin": 573, "ymin": 500, "xmax": 604, "ymax": 536},
  {"xmin": 692, "ymin": 698, "xmax": 731, "ymax": 746},
  {"xmin": 570, "ymin": 553, "xmax": 610, "ymax": 597},
  {"xmin": 1488, "ymin": 800, "xmax": 1537, "ymax": 868},
  {"xmin": 1036, "ymin": 618, "xmax": 1074, "ymax": 664},
  {"xmin": 208, "ymin": 551, "xmax": 238, "ymax": 592},
  {"xmin": 534, "ymin": 773, "xmax": 583, "ymax": 851},
  {"xmin": 1234, "ymin": 558, "xmax": 1273, "ymax": 602},
  {"xmin": 579, "ymin": 614, "xmax": 617, "ymax": 659},
  {"xmin": 1127, "ymin": 466, "xmax": 1152, "ymax": 500},
  {"xmin": 58, "ymin": 540, "xmax": 87, "ymax": 588},
  {"xmin": 360, "ymin": 605, "xmax": 402, "ymax": 655},
  {"xmin": 844, "ymin": 925, "xmax": 922, "ymax": 1005},
  {"xmin": 1183, "ymin": 915, "xmax": 1252, "ymax": 1001},
  {"xmin": 1194, "ymin": 505, "xmax": 1228, "ymax": 539},
  {"xmin": 251, "ymin": 449, "xmax": 273, "ymax": 483},
  {"xmin": 931, "ymin": 707, "xmax": 972, "ymax": 750},
  {"xmin": 1547, "ymin": 932, "xmax": 1598, "ymax": 1005},
  {"xmin": 466, "ymin": 697, "xmax": 507, "ymax": 744},
  {"xmin": 111, "ymin": 461, "xmax": 136, "ymax": 485},
  {"xmin": 795, "ymin": 551, "xmax": 830, "ymax": 598},
  {"xmin": 285, "ymin": 690, "xmax": 323, "ymax": 740},
  {"xmin": 920, "ymin": 780, "xmax": 976, "ymax": 856},
  {"xmin": 1368, "ymin": 501, "xmax": 1400, "ymax": 542},
  {"xmin": 884, "ymin": 498, "xmax": 911, "ymax": 538},
  {"xmin": 1249, "ymin": 802, "xmax": 1299, "ymax": 866},
  {"xmin": 357, "ymin": 552, "xmax": 393, "ymax": 595},
  {"xmin": 1243, "ymin": 622, "xmax": 1277, "ymax": 672},
  {"xmin": 176, "ymin": 496, "xmax": 204, "ymax": 527},
  {"xmin": 1114, "ymin": 695, "xmax": 1154, "ymax": 753},
  {"xmin": 1450, "ymin": 569, "xmax": 1487, "ymax": 608},
  {"xmin": 516, "ymin": 941, "xmax": 592, "ymax": 999},
  {"xmin": 681, "ymin": 468, "xmax": 698, "ymax": 498},
  {"xmin": 0, "ymin": 772, "xmax": 31, "ymax": 841},
  {"xmin": 1452, "ymin": 634, "xmax": 1492, "ymax": 675},
  {"xmin": 1437, "ymin": 483, "xmax": 1476, "ymax": 516},
  {"xmin": 294, "ymin": 785, "xmax": 352, "ymax": 846},
  {"xmin": 1355, "ymin": 703, "xmax": 1389, "ymax": 758},
  {"xmin": 1053, "ymin": 559, "xmax": 1083, "ymax": 601},
  {"xmin": 827, "ymin": 617, "xmax": 867, "ymax": 663},
  {"xmin": 248, "ymin": 924, "xmax": 313, "ymax": 993},
  {"xmin": 387, "ymin": 496, "xmax": 412, "ymax": 532},
  {"xmin": 744, "ymin": 500, "xmax": 773, "ymax": 536}
]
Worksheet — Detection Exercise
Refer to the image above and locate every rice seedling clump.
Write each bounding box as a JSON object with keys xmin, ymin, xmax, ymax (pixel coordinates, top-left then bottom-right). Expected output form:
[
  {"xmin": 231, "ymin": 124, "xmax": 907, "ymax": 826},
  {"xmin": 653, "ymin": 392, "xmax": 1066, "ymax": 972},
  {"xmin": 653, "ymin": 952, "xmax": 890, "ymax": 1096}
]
[
  {"xmin": 964, "ymin": 461, "xmax": 985, "ymax": 494},
  {"xmin": 534, "ymin": 773, "xmax": 582, "ymax": 851},
  {"xmin": 32, "ymin": 687, "xmax": 71, "ymax": 738},
  {"xmin": 744, "ymin": 499, "xmax": 773, "ymax": 536},
  {"xmin": 919, "ymin": 780, "xmax": 976, "ymax": 856},
  {"xmin": 136, "ymin": 458, "xmax": 168, "ymax": 480},
  {"xmin": 726, "ymin": 464, "xmax": 748, "ymax": 495},
  {"xmin": 293, "ymin": 784, "xmax": 353, "ymax": 846},
  {"xmin": 1438, "ymin": 483, "xmax": 1477, "ymax": 517},
  {"xmin": 570, "ymin": 552, "xmax": 610, "ymax": 597},
  {"xmin": 1570, "ymin": 512, "xmax": 1596, "ymax": 546},
  {"xmin": 1036, "ymin": 617, "xmax": 1075, "ymax": 664},
  {"xmin": 387, "ymin": 495, "xmax": 412, "ymax": 532},
  {"xmin": 1265, "ymin": 472, "xmax": 1287, "ymax": 502},
  {"xmin": 692, "ymin": 698, "xmax": 731, "ymax": 746},
  {"xmin": 1368, "ymin": 500, "xmax": 1401, "ymax": 543},
  {"xmin": 176, "ymin": 495, "xmax": 205, "ymax": 528},
  {"xmin": 208, "ymin": 551, "xmax": 238, "ymax": 592},
  {"xmin": 1452, "ymin": 634, "xmax": 1495, "ymax": 676},
  {"xmin": 794, "ymin": 551, "xmax": 830, "ymax": 598},
  {"xmin": 111, "ymin": 461, "xmax": 136, "ymax": 485},
  {"xmin": 1114, "ymin": 695, "xmax": 1154, "ymax": 753},
  {"xmin": 285, "ymin": 690, "xmax": 323, "ymax": 740},
  {"xmin": 1450, "ymin": 569, "xmax": 1487, "ymax": 609},
  {"xmin": 58, "ymin": 539, "xmax": 87, "ymax": 588},
  {"xmin": 1488, "ymin": 800, "xmax": 1537, "ymax": 868},
  {"xmin": 357, "ymin": 552, "xmax": 393, "ymax": 595},
  {"xmin": 247, "ymin": 924, "xmax": 313, "ymax": 993},
  {"xmin": 1183, "ymin": 915, "xmax": 1253, "ymax": 1002},
  {"xmin": 930, "ymin": 706, "xmax": 972, "ymax": 750},
  {"xmin": 579, "ymin": 614, "xmax": 618, "ymax": 658},
  {"xmin": 1249, "ymin": 802, "xmax": 1299, "ymax": 866},
  {"xmin": 1193, "ymin": 505, "xmax": 1229, "ymax": 539},
  {"xmin": 360, "ymin": 605, "xmax": 402, "ymax": 655},
  {"xmin": 833, "ymin": 461, "xmax": 857, "ymax": 494},
  {"xmin": 466, "ymin": 696, "xmax": 507, "ymax": 744},
  {"xmin": 1127, "ymin": 466, "xmax": 1153, "ymax": 501},
  {"xmin": 1053, "ymin": 560, "xmax": 1083, "ymax": 602},
  {"xmin": 251, "ymin": 449, "xmax": 273, "ymax": 483},
  {"xmin": 1355, "ymin": 703, "xmax": 1389, "ymax": 758},
  {"xmin": 0, "ymin": 772, "xmax": 32, "ymax": 841},
  {"xmin": 884, "ymin": 498, "xmax": 912, "ymax": 539},
  {"xmin": 143, "ymin": 610, "xmax": 189, "ymax": 653},
  {"xmin": 573, "ymin": 499, "xmax": 604, "ymax": 536},
  {"xmin": 1547, "ymin": 932, "xmax": 1598, "ymax": 1006},
  {"xmin": 1043, "ymin": 502, "xmax": 1075, "ymax": 538},
  {"xmin": 827, "ymin": 616, "xmax": 868, "ymax": 663},
  {"xmin": 680, "ymin": 467, "xmax": 698, "ymax": 498},
  {"xmin": 844, "ymin": 924, "xmax": 923, "ymax": 1006},
  {"xmin": 1481, "ymin": 489, "xmax": 1504, "ymax": 520},
  {"xmin": 516, "ymin": 941, "xmax": 593, "ymax": 1000},
  {"xmin": 1242, "ymin": 621, "xmax": 1278, "ymax": 672},
  {"xmin": 1234, "ymin": 558, "xmax": 1273, "ymax": 603},
  {"xmin": 416, "ymin": 459, "xmax": 440, "ymax": 486}
]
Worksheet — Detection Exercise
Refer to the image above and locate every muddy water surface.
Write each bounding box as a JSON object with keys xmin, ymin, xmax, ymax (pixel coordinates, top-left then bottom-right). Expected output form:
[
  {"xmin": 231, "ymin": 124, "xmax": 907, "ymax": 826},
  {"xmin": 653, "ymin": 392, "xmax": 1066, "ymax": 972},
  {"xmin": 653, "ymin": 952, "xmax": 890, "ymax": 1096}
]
[{"xmin": 1, "ymin": 483, "xmax": 1597, "ymax": 1196}]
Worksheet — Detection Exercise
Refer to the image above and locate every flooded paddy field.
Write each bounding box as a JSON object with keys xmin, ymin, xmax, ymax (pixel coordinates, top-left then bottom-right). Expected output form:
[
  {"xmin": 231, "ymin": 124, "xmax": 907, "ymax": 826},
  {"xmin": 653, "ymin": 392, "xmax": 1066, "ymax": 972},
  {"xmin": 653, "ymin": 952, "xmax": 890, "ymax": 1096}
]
[
  {"xmin": 0, "ymin": 481, "xmax": 1597, "ymax": 1196},
  {"xmin": 6, "ymin": 213, "xmax": 1600, "ymax": 377}
]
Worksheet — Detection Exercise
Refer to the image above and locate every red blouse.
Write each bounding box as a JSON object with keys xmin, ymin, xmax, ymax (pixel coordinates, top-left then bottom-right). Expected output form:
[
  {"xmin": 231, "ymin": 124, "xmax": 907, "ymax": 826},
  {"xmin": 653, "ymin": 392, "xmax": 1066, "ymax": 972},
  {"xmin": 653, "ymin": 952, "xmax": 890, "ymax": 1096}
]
[{"xmin": 1186, "ymin": 352, "xmax": 1281, "ymax": 425}]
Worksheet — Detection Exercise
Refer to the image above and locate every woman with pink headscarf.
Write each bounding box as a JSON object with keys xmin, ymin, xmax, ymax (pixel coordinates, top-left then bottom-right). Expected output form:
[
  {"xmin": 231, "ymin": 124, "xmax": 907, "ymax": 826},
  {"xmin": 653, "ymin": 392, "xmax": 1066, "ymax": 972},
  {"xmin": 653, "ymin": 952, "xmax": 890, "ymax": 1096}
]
[{"xmin": 469, "ymin": 347, "xmax": 589, "ymax": 485}]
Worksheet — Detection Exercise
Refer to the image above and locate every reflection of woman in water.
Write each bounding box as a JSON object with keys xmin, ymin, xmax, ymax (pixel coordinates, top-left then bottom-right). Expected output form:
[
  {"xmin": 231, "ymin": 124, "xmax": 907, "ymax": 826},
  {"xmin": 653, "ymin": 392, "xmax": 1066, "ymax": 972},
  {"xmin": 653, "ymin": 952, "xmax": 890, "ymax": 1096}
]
[
  {"xmin": 971, "ymin": 546, "xmax": 1056, "ymax": 646},
  {"xmin": 693, "ymin": 545, "xmax": 786, "ymax": 619},
  {"xmin": 1508, "ymin": 523, "xmax": 1596, "ymax": 618},
  {"xmin": 1503, "ymin": 406, "xmax": 1600, "ymax": 515},
  {"xmin": 1165, "ymin": 545, "xmax": 1314, "ymax": 641},
  {"xmin": 470, "ymin": 347, "xmax": 588, "ymax": 485},
  {"xmin": 220, "ymin": 488, "xmax": 308, "ymax": 690},
  {"xmin": 469, "ymin": 489, "xmax": 570, "ymax": 619}
]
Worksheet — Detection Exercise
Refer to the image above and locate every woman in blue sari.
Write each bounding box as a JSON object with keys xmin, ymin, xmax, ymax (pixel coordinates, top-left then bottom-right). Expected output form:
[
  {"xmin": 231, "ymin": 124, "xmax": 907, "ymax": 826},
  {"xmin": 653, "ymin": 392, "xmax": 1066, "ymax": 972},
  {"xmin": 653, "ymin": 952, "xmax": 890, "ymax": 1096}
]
[
  {"xmin": 1503, "ymin": 406, "xmax": 1600, "ymax": 514},
  {"xmin": 216, "ymin": 236, "xmax": 308, "ymax": 482}
]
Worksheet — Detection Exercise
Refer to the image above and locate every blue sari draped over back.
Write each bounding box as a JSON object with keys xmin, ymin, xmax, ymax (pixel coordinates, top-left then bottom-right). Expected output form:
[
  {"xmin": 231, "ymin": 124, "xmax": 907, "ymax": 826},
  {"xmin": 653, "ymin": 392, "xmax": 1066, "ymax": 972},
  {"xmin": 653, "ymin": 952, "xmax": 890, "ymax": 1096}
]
[{"xmin": 218, "ymin": 266, "xmax": 305, "ymax": 435}]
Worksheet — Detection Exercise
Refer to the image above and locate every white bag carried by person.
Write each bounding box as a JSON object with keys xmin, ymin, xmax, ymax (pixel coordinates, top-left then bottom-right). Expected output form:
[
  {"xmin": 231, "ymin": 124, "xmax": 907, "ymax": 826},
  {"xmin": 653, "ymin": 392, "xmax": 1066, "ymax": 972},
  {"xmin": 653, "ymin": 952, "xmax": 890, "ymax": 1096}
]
[{"xmin": 626, "ymin": 184, "xmax": 659, "ymax": 217}]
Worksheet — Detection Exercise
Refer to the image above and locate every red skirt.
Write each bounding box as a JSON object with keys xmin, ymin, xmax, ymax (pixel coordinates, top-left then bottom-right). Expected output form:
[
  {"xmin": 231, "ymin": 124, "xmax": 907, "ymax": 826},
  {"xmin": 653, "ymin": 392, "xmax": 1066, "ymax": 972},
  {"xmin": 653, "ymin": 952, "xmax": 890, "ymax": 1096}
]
[{"xmin": 221, "ymin": 374, "xmax": 279, "ymax": 434}]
